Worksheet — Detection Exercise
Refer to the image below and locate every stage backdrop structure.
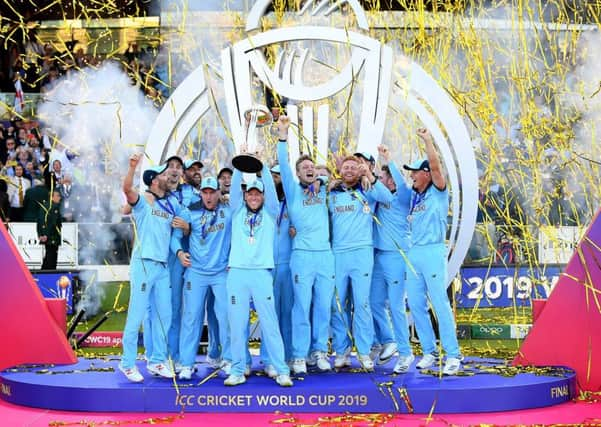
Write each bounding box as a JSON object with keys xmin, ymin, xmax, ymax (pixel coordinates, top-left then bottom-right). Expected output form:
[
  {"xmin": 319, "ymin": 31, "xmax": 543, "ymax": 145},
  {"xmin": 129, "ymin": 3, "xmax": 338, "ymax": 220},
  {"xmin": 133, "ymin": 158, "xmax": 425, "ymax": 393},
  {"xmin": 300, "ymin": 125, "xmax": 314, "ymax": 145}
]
[
  {"xmin": 514, "ymin": 208, "xmax": 601, "ymax": 391},
  {"xmin": 140, "ymin": 0, "xmax": 479, "ymax": 284},
  {"xmin": 0, "ymin": 223, "xmax": 76, "ymax": 371}
]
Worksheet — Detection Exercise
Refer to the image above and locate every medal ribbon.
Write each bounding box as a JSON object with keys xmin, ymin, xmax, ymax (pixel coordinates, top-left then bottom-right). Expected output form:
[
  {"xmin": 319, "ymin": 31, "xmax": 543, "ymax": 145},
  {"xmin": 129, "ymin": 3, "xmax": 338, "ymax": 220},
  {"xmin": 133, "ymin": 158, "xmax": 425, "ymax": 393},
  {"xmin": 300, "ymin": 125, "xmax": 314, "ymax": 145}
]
[
  {"xmin": 201, "ymin": 208, "xmax": 218, "ymax": 240},
  {"xmin": 248, "ymin": 211, "xmax": 259, "ymax": 239},
  {"xmin": 148, "ymin": 190, "xmax": 176, "ymax": 216},
  {"xmin": 410, "ymin": 191, "xmax": 426, "ymax": 216},
  {"xmin": 350, "ymin": 186, "xmax": 370, "ymax": 212}
]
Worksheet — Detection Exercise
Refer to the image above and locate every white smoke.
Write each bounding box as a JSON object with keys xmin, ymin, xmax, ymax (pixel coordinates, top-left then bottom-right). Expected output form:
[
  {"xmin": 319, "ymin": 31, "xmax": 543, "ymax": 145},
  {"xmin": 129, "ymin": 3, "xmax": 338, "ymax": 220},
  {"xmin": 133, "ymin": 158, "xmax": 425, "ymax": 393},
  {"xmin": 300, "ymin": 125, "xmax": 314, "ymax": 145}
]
[{"xmin": 37, "ymin": 61, "xmax": 159, "ymax": 316}]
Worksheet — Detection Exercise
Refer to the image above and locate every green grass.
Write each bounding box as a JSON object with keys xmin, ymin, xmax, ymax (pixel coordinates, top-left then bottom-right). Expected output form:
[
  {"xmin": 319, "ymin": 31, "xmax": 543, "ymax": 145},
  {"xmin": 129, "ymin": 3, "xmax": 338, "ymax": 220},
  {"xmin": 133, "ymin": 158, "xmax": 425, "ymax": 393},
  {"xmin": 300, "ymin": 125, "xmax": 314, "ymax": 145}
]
[{"xmin": 71, "ymin": 281, "xmax": 129, "ymax": 333}]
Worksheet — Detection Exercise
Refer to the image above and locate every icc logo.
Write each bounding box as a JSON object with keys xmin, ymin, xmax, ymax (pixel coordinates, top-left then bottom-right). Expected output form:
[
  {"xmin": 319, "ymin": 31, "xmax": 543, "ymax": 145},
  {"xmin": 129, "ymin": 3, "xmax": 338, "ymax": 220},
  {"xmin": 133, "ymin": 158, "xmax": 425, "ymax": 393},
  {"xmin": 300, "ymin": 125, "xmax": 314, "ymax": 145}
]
[{"xmin": 141, "ymin": 0, "xmax": 478, "ymax": 282}]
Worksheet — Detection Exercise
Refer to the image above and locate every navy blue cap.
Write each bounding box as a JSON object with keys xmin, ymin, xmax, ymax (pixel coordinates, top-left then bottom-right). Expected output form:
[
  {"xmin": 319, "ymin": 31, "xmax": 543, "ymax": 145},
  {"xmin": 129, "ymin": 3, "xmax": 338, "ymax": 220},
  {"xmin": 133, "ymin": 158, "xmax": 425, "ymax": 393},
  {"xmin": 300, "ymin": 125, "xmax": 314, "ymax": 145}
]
[
  {"xmin": 165, "ymin": 155, "xmax": 184, "ymax": 166},
  {"xmin": 143, "ymin": 164, "xmax": 168, "ymax": 186},
  {"xmin": 403, "ymin": 159, "xmax": 430, "ymax": 172},
  {"xmin": 218, "ymin": 167, "xmax": 233, "ymax": 178},
  {"xmin": 354, "ymin": 152, "xmax": 375, "ymax": 163}
]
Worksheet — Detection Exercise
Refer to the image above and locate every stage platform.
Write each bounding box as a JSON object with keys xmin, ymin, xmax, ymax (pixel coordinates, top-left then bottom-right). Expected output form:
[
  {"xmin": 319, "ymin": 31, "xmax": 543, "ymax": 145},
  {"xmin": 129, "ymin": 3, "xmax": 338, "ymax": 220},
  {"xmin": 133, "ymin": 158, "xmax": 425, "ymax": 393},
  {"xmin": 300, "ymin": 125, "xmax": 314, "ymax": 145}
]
[{"xmin": 0, "ymin": 356, "xmax": 576, "ymax": 413}]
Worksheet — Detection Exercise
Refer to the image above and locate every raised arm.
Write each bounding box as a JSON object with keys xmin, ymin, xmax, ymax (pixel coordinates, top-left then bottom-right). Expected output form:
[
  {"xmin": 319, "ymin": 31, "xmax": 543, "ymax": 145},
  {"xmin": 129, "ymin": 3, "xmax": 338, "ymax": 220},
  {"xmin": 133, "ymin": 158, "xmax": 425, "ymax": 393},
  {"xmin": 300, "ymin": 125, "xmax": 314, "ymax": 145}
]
[
  {"xmin": 261, "ymin": 163, "xmax": 279, "ymax": 217},
  {"xmin": 367, "ymin": 180, "xmax": 394, "ymax": 203},
  {"xmin": 378, "ymin": 145, "xmax": 411, "ymax": 203},
  {"xmin": 123, "ymin": 153, "xmax": 142, "ymax": 205},
  {"xmin": 230, "ymin": 167, "xmax": 243, "ymax": 208},
  {"xmin": 276, "ymin": 116, "xmax": 298, "ymax": 205},
  {"xmin": 417, "ymin": 128, "xmax": 446, "ymax": 190}
]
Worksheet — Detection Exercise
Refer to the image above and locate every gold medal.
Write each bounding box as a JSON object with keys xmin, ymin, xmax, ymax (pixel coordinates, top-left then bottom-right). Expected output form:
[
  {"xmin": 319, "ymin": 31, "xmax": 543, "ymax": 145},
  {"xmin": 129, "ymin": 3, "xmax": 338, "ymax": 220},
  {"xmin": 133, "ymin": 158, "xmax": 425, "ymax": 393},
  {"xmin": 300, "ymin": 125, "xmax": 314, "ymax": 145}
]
[
  {"xmin": 363, "ymin": 204, "xmax": 371, "ymax": 214},
  {"xmin": 249, "ymin": 236, "xmax": 255, "ymax": 245}
]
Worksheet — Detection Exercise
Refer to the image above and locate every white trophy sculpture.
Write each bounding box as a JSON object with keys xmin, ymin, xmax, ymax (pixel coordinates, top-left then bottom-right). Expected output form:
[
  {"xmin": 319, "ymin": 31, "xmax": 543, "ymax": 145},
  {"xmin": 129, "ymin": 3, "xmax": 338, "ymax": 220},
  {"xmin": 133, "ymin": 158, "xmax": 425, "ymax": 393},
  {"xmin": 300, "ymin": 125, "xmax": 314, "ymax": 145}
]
[
  {"xmin": 142, "ymin": 0, "xmax": 478, "ymax": 284},
  {"xmin": 232, "ymin": 105, "xmax": 273, "ymax": 173}
]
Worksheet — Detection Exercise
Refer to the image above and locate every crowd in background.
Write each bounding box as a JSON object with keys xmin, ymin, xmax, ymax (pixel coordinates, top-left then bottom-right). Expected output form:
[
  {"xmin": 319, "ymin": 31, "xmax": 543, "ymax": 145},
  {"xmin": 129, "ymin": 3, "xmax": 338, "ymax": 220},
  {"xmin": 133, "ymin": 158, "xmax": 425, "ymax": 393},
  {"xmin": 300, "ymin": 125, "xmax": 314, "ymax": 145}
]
[
  {"xmin": 0, "ymin": 118, "xmax": 113, "ymax": 225},
  {"xmin": 0, "ymin": 21, "xmax": 593, "ymax": 267},
  {"xmin": 1, "ymin": 23, "xmax": 167, "ymax": 103}
]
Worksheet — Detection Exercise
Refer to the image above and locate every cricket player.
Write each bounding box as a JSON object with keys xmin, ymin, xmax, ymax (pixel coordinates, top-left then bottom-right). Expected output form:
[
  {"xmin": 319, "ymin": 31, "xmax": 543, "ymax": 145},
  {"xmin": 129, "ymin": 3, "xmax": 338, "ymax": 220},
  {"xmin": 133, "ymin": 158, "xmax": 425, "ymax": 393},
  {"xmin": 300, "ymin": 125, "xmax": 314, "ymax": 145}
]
[
  {"xmin": 329, "ymin": 155, "xmax": 393, "ymax": 371},
  {"xmin": 120, "ymin": 153, "xmax": 176, "ymax": 382},
  {"xmin": 171, "ymin": 176, "xmax": 232, "ymax": 380},
  {"xmin": 403, "ymin": 128, "xmax": 462, "ymax": 375},
  {"xmin": 276, "ymin": 116, "xmax": 334, "ymax": 374},
  {"xmin": 224, "ymin": 164, "xmax": 293, "ymax": 387},
  {"xmin": 370, "ymin": 145, "xmax": 414, "ymax": 373}
]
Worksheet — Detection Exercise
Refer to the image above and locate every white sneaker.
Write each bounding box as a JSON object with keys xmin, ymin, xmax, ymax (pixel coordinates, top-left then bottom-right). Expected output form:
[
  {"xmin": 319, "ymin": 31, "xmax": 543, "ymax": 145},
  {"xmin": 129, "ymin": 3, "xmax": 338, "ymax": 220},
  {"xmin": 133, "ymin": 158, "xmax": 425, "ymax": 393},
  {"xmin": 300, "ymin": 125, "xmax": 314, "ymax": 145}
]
[
  {"xmin": 291, "ymin": 358, "xmax": 307, "ymax": 374},
  {"xmin": 357, "ymin": 354, "xmax": 374, "ymax": 371},
  {"xmin": 206, "ymin": 355, "xmax": 222, "ymax": 369},
  {"xmin": 312, "ymin": 351, "xmax": 332, "ymax": 371},
  {"xmin": 264, "ymin": 364, "xmax": 277, "ymax": 378},
  {"xmin": 442, "ymin": 357, "xmax": 461, "ymax": 375},
  {"xmin": 224, "ymin": 374, "xmax": 246, "ymax": 386},
  {"xmin": 369, "ymin": 344, "xmax": 382, "ymax": 361},
  {"xmin": 393, "ymin": 354, "xmax": 415, "ymax": 374},
  {"xmin": 119, "ymin": 364, "xmax": 144, "ymax": 383},
  {"xmin": 178, "ymin": 366, "xmax": 194, "ymax": 380},
  {"xmin": 334, "ymin": 348, "xmax": 351, "ymax": 369},
  {"xmin": 174, "ymin": 362, "xmax": 184, "ymax": 374},
  {"xmin": 221, "ymin": 361, "xmax": 232, "ymax": 375},
  {"xmin": 244, "ymin": 365, "xmax": 251, "ymax": 376},
  {"xmin": 147, "ymin": 362, "xmax": 175, "ymax": 378},
  {"xmin": 378, "ymin": 342, "xmax": 398, "ymax": 364},
  {"xmin": 276, "ymin": 374, "xmax": 293, "ymax": 387},
  {"xmin": 416, "ymin": 353, "xmax": 437, "ymax": 369}
]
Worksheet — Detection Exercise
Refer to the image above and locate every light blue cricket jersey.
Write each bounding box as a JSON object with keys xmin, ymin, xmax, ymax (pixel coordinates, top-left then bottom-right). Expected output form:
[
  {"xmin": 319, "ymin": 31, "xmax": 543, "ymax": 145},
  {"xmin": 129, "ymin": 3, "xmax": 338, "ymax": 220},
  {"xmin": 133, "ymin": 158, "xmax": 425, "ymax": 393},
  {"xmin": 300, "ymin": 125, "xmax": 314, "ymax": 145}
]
[
  {"xmin": 162, "ymin": 191, "xmax": 186, "ymax": 257},
  {"xmin": 171, "ymin": 183, "xmax": 201, "ymax": 208},
  {"xmin": 228, "ymin": 165, "xmax": 279, "ymax": 269},
  {"xmin": 171, "ymin": 201, "xmax": 232, "ymax": 274},
  {"xmin": 373, "ymin": 162, "xmax": 412, "ymax": 251},
  {"xmin": 130, "ymin": 193, "xmax": 175, "ymax": 263},
  {"xmin": 408, "ymin": 182, "xmax": 449, "ymax": 247},
  {"xmin": 277, "ymin": 142, "xmax": 330, "ymax": 251},
  {"xmin": 329, "ymin": 181, "xmax": 393, "ymax": 253},
  {"xmin": 274, "ymin": 198, "xmax": 292, "ymax": 265}
]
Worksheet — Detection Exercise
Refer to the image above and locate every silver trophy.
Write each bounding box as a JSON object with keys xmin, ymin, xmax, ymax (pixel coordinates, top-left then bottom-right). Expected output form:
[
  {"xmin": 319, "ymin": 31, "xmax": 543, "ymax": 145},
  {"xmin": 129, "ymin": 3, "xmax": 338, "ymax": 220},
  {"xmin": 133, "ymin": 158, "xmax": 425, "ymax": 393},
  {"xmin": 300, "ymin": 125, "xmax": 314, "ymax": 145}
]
[{"xmin": 232, "ymin": 105, "xmax": 273, "ymax": 173}]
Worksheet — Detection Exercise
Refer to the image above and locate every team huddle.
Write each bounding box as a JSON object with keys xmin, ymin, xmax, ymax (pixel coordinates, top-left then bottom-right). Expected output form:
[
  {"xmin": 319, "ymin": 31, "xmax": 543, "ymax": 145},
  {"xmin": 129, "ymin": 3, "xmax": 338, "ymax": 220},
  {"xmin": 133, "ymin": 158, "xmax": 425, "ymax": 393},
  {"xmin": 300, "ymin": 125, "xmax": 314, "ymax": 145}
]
[{"xmin": 118, "ymin": 116, "xmax": 462, "ymax": 387}]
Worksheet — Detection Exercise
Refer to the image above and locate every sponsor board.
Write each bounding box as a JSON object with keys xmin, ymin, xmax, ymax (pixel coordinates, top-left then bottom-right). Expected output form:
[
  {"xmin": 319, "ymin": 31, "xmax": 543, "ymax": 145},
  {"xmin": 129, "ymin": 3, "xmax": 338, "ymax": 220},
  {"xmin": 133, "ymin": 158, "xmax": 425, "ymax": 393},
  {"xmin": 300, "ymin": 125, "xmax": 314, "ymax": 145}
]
[
  {"xmin": 470, "ymin": 324, "xmax": 511, "ymax": 339},
  {"xmin": 72, "ymin": 332, "xmax": 123, "ymax": 348},
  {"xmin": 466, "ymin": 324, "xmax": 533, "ymax": 340},
  {"xmin": 538, "ymin": 226, "xmax": 583, "ymax": 264},
  {"xmin": 32, "ymin": 271, "xmax": 76, "ymax": 314},
  {"xmin": 9, "ymin": 222, "xmax": 78, "ymax": 269},
  {"xmin": 456, "ymin": 324, "xmax": 472, "ymax": 339},
  {"xmin": 510, "ymin": 324, "xmax": 532, "ymax": 339},
  {"xmin": 456, "ymin": 265, "xmax": 562, "ymax": 308}
]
